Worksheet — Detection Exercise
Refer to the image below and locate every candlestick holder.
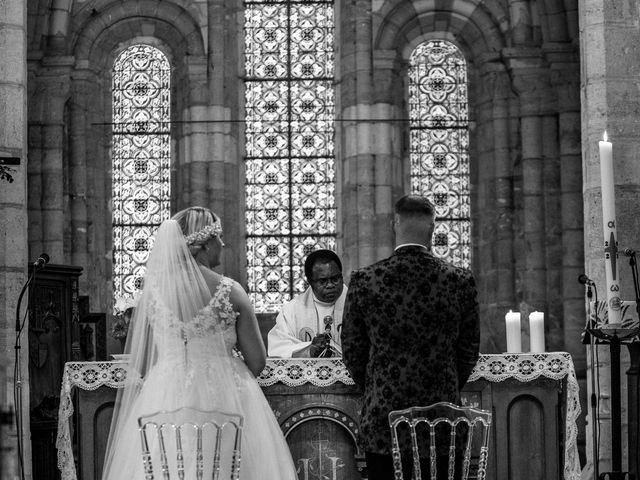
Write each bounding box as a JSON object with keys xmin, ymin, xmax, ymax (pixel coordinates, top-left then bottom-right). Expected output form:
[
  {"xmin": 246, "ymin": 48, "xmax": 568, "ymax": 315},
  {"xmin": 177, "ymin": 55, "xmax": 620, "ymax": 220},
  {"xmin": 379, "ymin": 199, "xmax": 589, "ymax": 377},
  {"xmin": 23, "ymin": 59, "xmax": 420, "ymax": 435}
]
[{"xmin": 587, "ymin": 325, "xmax": 640, "ymax": 480}]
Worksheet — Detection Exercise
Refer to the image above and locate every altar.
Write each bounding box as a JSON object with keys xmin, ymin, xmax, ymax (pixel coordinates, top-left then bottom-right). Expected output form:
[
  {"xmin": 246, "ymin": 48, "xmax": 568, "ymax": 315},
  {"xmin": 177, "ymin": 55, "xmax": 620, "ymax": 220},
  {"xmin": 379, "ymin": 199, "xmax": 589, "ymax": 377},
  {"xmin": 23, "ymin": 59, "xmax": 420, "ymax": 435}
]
[{"xmin": 56, "ymin": 353, "xmax": 581, "ymax": 480}]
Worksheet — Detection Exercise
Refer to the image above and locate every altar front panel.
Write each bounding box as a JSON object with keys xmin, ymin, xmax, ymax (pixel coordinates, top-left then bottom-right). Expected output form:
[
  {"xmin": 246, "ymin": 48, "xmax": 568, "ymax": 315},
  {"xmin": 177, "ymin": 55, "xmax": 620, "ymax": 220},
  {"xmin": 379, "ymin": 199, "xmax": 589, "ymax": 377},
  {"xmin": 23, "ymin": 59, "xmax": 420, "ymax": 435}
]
[{"xmin": 262, "ymin": 382, "xmax": 363, "ymax": 480}]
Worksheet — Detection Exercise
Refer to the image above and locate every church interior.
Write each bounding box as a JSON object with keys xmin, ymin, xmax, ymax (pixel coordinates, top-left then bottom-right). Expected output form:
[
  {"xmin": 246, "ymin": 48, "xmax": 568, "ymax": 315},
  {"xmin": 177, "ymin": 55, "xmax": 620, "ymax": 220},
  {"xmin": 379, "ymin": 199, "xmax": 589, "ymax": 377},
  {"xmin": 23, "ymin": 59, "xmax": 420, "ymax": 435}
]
[{"xmin": 1, "ymin": 0, "xmax": 640, "ymax": 479}]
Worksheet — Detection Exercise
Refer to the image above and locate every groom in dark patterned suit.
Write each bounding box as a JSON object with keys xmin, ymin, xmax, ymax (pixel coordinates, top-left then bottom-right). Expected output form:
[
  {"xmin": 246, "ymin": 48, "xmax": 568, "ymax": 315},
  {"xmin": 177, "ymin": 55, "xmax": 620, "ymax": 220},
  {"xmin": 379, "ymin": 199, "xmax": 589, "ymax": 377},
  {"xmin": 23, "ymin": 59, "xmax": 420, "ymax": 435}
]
[{"xmin": 341, "ymin": 194, "xmax": 480, "ymax": 480}]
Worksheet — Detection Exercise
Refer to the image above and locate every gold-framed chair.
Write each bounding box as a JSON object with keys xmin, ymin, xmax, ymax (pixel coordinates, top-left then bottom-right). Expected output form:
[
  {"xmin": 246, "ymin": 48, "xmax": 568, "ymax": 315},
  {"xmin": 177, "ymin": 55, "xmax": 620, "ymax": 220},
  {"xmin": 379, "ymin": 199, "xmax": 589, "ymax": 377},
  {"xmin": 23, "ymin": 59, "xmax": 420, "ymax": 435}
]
[
  {"xmin": 138, "ymin": 406, "xmax": 243, "ymax": 480},
  {"xmin": 388, "ymin": 401, "xmax": 492, "ymax": 480}
]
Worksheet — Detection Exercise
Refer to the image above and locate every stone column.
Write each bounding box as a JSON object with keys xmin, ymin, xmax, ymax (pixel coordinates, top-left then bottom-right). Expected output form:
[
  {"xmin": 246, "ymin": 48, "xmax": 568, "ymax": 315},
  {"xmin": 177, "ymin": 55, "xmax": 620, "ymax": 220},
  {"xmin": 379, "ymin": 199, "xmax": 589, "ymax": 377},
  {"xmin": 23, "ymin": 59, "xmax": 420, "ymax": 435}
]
[
  {"xmin": 473, "ymin": 62, "xmax": 498, "ymax": 336},
  {"xmin": 541, "ymin": 112, "xmax": 564, "ymax": 351},
  {"xmin": 580, "ymin": 0, "xmax": 640, "ymax": 473},
  {"xmin": 35, "ymin": 58, "xmax": 72, "ymax": 264},
  {"xmin": 208, "ymin": 1, "xmax": 243, "ymax": 280},
  {"xmin": 0, "ymin": 1, "xmax": 30, "ymax": 477},
  {"xmin": 370, "ymin": 50, "xmax": 403, "ymax": 260},
  {"xmin": 547, "ymin": 43, "xmax": 586, "ymax": 378},
  {"xmin": 183, "ymin": 58, "xmax": 209, "ymax": 209},
  {"xmin": 340, "ymin": 0, "xmax": 376, "ymax": 272},
  {"xmin": 509, "ymin": 0, "xmax": 534, "ymax": 46},
  {"xmin": 507, "ymin": 49, "xmax": 551, "ymax": 329},
  {"xmin": 68, "ymin": 69, "xmax": 93, "ymax": 271},
  {"xmin": 475, "ymin": 57, "xmax": 517, "ymax": 352}
]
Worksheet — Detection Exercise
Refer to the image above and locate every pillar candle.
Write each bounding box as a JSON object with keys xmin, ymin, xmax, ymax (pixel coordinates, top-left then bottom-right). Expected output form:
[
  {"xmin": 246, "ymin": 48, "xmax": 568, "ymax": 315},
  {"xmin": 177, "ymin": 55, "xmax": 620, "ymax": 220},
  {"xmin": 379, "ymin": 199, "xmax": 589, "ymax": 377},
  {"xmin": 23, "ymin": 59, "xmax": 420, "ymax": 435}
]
[
  {"xmin": 599, "ymin": 132, "xmax": 622, "ymax": 324},
  {"xmin": 505, "ymin": 310, "xmax": 522, "ymax": 353},
  {"xmin": 529, "ymin": 311, "xmax": 545, "ymax": 352}
]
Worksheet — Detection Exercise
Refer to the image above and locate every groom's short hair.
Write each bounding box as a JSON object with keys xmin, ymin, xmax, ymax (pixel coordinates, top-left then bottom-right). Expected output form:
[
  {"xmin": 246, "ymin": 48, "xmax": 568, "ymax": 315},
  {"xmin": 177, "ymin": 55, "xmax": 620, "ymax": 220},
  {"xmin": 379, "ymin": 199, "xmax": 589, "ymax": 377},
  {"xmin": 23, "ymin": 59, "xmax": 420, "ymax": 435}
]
[
  {"xmin": 304, "ymin": 250, "xmax": 342, "ymax": 280},
  {"xmin": 395, "ymin": 195, "xmax": 435, "ymax": 218}
]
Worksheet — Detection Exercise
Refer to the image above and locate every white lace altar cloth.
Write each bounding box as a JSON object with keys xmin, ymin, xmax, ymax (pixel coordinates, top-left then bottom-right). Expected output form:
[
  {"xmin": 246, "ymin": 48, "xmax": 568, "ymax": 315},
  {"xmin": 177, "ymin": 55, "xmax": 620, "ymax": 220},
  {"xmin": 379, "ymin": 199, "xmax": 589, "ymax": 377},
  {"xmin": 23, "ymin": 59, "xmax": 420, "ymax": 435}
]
[
  {"xmin": 56, "ymin": 354, "xmax": 580, "ymax": 480},
  {"xmin": 257, "ymin": 358, "xmax": 355, "ymax": 387},
  {"xmin": 468, "ymin": 352, "xmax": 581, "ymax": 480},
  {"xmin": 56, "ymin": 360, "xmax": 129, "ymax": 480}
]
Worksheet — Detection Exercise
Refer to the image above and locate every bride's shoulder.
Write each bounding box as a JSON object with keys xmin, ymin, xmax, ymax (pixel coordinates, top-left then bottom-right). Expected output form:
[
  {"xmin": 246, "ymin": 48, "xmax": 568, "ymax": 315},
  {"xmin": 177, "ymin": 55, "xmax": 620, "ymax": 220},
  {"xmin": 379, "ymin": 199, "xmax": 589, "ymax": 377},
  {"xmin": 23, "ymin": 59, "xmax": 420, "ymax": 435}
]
[{"xmin": 198, "ymin": 266, "xmax": 225, "ymax": 291}]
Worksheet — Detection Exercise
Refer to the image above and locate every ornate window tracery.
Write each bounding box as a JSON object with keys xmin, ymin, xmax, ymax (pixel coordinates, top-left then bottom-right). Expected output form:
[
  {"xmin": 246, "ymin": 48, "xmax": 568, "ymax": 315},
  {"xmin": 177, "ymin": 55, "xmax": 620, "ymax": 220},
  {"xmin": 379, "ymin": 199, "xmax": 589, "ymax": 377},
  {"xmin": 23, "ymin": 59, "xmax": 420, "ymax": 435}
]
[
  {"xmin": 408, "ymin": 40, "xmax": 471, "ymax": 268},
  {"xmin": 112, "ymin": 44, "xmax": 171, "ymax": 298},
  {"xmin": 244, "ymin": 0, "xmax": 336, "ymax": 312}
]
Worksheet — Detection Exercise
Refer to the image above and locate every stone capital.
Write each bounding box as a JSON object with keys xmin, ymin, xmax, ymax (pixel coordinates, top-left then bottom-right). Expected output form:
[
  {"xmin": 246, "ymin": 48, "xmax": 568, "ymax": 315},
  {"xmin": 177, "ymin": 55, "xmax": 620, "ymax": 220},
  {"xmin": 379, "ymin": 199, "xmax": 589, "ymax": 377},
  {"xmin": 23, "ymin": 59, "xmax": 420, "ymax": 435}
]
[
  {"xmin": 503, "ymin": 48, "xmax": 554, "ymax": 114},
  {"xmin": 373, "ymin": 49, "xmax": 400, "ymax": 71},
  {"xmin": 41, "ymin": 55, "xmax": 75, "ymax": 69},
  {"xmin": 542, "ymin": 42, "xmax": 578, "ymax": 65},
  {"xmin": 502, "ymin": 47, "xmax": 544, "ymax": 67}
]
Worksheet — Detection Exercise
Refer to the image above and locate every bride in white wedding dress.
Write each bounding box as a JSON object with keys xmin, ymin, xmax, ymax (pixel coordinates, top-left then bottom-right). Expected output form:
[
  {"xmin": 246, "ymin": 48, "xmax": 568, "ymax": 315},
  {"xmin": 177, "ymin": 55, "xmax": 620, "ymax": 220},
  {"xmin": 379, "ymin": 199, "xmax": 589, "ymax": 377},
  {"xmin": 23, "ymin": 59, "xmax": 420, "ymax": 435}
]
[{"xmin": 101, "ymin": 207, "xmax": 298, "ymax": 480}]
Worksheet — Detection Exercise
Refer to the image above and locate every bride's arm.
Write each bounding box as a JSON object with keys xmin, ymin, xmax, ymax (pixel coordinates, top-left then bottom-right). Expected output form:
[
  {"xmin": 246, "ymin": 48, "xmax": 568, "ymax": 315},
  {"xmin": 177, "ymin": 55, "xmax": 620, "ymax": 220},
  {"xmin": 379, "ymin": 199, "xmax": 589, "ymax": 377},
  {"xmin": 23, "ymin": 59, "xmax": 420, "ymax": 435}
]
[{"xmin": 230, "ymin": 281, "xmax": 267, "ymax": 376}]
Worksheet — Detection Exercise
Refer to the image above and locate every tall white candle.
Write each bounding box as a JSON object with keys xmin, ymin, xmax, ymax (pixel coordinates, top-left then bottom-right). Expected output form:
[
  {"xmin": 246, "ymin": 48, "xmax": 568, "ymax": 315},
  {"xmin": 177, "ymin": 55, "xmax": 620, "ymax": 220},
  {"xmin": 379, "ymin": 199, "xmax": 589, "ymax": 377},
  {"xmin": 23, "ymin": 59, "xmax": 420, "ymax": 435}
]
[
  {"xmin": 529, "ymin": 311, "xmax": 545, "ymax": 352},
  {"xmin": 505, "ymin": 310, "xmax": 522, "ymax": 353},
  {"xmin": 599, "ymin": 131, "xmax": 622, "ymax": 324}
]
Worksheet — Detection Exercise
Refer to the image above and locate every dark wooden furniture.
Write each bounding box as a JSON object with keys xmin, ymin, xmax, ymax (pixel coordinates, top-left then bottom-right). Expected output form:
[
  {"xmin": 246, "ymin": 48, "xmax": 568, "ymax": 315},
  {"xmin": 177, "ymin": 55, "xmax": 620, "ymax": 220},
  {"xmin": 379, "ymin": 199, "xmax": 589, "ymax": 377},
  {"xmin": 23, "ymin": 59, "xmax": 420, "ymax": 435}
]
[
  {"xmin": 29, "ymin": 264, "xmax": 82, "ymax": 480},
  {"xmin": 258, "ymin": 361, "xmax": 365, "ymax": 479},
  {"xmin": 462, "ymin": 377, "xmax": 564, "ymax": 480}
]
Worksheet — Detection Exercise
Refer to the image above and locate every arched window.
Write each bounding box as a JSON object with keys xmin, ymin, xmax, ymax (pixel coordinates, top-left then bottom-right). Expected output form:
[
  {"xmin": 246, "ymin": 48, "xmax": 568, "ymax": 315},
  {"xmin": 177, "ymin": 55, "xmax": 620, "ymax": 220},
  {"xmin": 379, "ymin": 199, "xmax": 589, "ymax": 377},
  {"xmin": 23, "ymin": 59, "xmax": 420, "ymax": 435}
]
[
  {"xmin": 112, "ymin": 44, "xmax": 171, "ymax": 298},
  {"xmin": 244, "ymin": 0, "xmax": 336, "ymax": 312},
  {"xmin": 408, "ymin": 40, "xmax": 471, "ymax": 268}
]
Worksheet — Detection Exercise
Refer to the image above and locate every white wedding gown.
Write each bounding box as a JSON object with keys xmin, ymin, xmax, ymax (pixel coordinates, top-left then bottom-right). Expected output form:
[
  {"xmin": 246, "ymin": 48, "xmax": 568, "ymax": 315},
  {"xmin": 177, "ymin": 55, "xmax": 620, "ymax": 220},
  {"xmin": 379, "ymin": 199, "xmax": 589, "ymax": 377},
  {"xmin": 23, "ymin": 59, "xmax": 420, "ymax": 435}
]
[{"xmin": 102, "ymin": 277, "xmax": 298, "ymax": 480}]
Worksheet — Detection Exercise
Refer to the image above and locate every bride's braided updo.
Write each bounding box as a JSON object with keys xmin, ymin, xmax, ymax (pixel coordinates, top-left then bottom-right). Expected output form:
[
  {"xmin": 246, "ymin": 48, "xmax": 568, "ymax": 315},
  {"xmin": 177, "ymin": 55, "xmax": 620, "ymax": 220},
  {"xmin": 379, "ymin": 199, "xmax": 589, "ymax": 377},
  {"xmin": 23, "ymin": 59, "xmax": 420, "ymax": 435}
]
[{"xmin": 172, "ymin": 206, "xmax": 222, "ymax": 256}]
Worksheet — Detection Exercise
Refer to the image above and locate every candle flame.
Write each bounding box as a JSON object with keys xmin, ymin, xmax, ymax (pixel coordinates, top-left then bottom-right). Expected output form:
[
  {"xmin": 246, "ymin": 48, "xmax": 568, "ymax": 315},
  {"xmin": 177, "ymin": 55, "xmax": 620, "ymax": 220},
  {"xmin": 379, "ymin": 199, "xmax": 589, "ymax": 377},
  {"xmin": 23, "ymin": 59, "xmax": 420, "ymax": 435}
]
[{"xmin": 604, "ymin": 131, "xmax": 608, "ymax": 142}]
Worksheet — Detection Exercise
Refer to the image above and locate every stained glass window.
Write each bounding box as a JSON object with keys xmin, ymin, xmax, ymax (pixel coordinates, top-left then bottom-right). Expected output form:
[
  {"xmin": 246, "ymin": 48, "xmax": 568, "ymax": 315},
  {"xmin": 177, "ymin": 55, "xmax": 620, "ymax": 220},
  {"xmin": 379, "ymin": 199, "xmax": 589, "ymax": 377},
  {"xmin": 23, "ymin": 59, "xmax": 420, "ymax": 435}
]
[
  {"xmin": 408, "ymin": 40, "xmax": 471, "ymax": 268},
  {"xmin": 112, "ymin": 44, "xmax": 171, "ymax": 299},
  {"xmin": 244, "ymin": 0, "xmax": 336, "ymax": 312}
]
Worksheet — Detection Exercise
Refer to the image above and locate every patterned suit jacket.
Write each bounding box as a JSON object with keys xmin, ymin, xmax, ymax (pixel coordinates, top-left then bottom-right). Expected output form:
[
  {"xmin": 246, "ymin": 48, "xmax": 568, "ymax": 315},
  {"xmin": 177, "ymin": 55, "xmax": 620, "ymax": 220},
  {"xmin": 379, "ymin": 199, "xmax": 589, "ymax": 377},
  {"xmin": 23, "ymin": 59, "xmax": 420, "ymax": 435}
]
[{"xmin": 340, "ymin": 245, "xmax": 480, "ymax": 454}]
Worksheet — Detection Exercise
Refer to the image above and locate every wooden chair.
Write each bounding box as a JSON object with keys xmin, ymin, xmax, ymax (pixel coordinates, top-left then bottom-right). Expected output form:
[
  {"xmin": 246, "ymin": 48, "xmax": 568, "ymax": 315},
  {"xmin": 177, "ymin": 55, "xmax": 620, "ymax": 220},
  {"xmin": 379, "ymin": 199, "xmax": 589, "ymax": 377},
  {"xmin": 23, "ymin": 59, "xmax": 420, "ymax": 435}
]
[
  {"xmin": 388, "ymin": 402, "xmax": 492, "ymax": 480},
  {"xmin": 138, "ymin": 406, "xmax": 243, "ymax": 480}
]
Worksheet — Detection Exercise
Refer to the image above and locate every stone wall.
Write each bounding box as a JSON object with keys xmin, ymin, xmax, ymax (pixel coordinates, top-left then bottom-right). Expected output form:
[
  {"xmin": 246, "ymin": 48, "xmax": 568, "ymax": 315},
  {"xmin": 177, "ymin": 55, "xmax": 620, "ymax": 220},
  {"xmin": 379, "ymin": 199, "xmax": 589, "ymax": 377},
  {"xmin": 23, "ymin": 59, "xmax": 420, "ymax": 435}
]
[{"xmin": 0, "ymin": 0, "xmax": 30, "ymax": 477}]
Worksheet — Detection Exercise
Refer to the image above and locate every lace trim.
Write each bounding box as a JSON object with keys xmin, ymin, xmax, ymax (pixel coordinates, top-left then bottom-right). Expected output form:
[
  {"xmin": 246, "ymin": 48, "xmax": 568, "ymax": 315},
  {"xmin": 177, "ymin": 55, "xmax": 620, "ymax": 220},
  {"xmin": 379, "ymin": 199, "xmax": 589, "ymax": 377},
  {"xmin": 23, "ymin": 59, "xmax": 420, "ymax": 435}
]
[
  {"xmin": 468, "ymin": 352, "xmax": 581, "ymax": 480},
  {"xmin": 57, "ymin": 353, "xmax": 581, "ymax": 480},
  {"xmin": 257, "ymin": 358, "xmax": 356, "ymax": 387},
  {"xmin": 200, "ymin": 277, "xmax": 237, "ymax": 329},
  {"xmin": 56, "ymin": 361, "xmax": 130, "ymax": 480}
]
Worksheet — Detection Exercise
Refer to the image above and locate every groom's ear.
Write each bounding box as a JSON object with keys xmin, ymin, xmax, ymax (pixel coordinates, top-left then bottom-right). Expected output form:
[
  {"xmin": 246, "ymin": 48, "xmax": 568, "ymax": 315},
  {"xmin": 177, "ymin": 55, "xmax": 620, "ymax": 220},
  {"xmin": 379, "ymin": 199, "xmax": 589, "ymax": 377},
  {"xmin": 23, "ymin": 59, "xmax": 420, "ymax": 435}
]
[
  {"xmin": 426, "ymin": 216, "xmax": 435, "ymax": 245},
  {"xmin": 391, "ymin": 214, "xmax": 400, "ymax": 234}
]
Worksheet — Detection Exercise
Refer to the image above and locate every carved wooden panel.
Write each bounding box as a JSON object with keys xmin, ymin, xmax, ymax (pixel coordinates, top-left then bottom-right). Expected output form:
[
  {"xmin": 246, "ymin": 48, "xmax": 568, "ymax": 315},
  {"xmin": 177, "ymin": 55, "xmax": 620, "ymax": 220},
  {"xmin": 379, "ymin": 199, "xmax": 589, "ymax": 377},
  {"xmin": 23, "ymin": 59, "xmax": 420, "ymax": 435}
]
[
  {"xmin": 462, "ymin": 376, "xmax": 563, "ymax": 480},
  {"xmin": 77, "ymin": 386, "xmax": 117, "ymax": 480},
  {"xmin": 28, "ymin": 264, "xmax": 82, "ymax": 480},
  {"xmin": 262, "ymin": 382, "xmax": 365, "ymax": 479}
]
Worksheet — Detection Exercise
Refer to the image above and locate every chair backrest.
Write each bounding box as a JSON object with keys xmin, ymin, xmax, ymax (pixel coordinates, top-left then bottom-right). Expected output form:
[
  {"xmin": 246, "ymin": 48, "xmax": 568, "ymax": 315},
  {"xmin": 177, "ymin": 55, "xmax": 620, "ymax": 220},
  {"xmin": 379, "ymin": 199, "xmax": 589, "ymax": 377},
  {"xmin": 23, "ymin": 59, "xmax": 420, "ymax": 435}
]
[
  {"xmin": 388, "ymin": 402, "xmax": 492, "ymax": 480},
  {"xmin": 138, "ymin": 406, "xmax": 243, "ymax": 480}
]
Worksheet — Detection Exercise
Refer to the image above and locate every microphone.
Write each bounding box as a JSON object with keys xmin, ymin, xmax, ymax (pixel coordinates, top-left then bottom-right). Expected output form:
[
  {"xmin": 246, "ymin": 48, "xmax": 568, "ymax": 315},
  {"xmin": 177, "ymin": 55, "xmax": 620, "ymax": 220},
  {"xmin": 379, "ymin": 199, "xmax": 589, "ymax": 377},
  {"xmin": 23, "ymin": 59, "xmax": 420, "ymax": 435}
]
[
  {"xmin": 578, "ymin": 274, "xmax": 595, "ymax": 286},
  {"xmin": 323, "ymin": 315, "xmax": 333, "ymax": 336},
  {"xmin": 623, "ymin": 248, "xmax": 637, "ymax": 257},
  {"xmin": 33, "ymin": 253, "xmax": 50, "ymax": 269},
  {"xmin": 316, "ymin": 316, "xmax": 334, "ymax": 358}
]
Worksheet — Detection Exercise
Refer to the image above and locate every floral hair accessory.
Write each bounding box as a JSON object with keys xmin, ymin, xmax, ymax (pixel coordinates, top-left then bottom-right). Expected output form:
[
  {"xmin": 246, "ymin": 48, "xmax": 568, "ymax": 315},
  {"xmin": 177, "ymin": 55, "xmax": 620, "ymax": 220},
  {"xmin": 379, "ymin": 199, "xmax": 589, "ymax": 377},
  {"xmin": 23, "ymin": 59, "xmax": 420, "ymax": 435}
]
[{"xmin": 184, "ymin": 221, "xmax": 223, "ymax": 246}]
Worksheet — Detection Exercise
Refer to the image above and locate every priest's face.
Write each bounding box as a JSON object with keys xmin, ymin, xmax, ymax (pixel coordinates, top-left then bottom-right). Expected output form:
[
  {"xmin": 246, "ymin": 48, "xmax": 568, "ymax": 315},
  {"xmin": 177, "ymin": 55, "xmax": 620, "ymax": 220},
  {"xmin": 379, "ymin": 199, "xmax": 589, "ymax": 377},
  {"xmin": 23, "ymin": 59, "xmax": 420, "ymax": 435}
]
[{"xmin": 310, "ymin": 261, "xmax": 344, "ymax": 303}]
